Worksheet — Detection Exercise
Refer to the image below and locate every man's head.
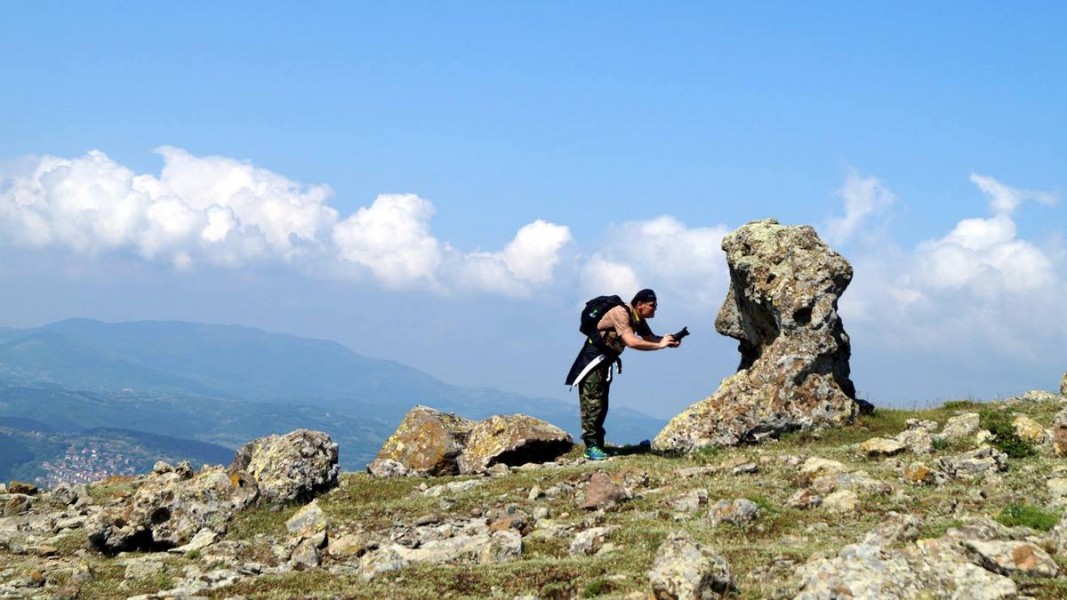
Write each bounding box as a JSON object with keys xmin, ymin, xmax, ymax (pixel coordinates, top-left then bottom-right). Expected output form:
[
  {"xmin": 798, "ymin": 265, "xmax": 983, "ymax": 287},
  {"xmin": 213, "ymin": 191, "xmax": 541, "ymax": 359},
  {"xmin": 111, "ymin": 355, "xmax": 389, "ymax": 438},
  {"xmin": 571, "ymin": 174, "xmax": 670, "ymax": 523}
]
[{"xmin": 631, "ymin": 288, "xmax": 658, "ymax": 319}]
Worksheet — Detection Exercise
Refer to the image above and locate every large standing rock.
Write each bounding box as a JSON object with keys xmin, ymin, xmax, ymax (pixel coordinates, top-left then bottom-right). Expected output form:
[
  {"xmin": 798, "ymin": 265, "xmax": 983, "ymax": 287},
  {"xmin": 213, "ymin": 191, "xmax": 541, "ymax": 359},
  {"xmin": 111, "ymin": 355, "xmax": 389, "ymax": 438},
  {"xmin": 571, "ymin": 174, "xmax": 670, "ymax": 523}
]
[
  {"xmin": 368, "ymin": 406, "xmax": 475, "ymax": 477},
  {"xmin": 1060, "ymin": 372, "xmax": 1067, "ymax": 396},
  {"xmin": 229, "ymin": 429, "xmax": 339, "ymax": 504},
  {"xmin": 456, "ymin": 414, "xmax": 573, "ymax": 475},
  {"xmin": 655, "ymin": 219, "xmax": 859, "ymax": 453}
]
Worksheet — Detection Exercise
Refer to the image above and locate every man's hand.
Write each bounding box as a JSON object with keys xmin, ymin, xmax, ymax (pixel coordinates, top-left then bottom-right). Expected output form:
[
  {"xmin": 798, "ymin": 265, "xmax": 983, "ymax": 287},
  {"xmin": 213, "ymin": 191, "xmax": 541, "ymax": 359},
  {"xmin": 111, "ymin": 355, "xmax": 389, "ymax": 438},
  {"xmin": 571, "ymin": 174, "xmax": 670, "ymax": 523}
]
[{"xmin": 659, "ymin": 334, "xmax": 678, "ymax": 348}]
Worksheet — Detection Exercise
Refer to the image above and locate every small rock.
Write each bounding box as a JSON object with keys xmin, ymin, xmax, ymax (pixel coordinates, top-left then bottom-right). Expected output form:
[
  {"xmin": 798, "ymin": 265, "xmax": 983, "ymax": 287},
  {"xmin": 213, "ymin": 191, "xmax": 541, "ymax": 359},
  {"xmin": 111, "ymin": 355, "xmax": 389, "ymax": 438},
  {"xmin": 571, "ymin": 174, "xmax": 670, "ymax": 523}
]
[
  {"xmin": 328, "ymin": 532, "xmax": 369, "ymax": 559},
  {"xmin": 1013, "ymin": 415, "xmax": 1048, "ymax": 445},
  {"xmin": 964, "ymin": 540, "xmax": 1059, "ymax": 578},
  {"xmin": 940, "ymin": 413, "xmax": 981, "ymax": 440},
  {"xmin": 707, "ymin": 498, "xmax": 760, "ymax": 527},
  {"xmin": 570, "ymin": 526, "xmax": 617, "ymax": 556},
  {"xmin": 648, "ymin": 530, "xmax": 736, "ymax": 599},
  {"xmin": 822, "ymin": 490, "xmax": 859, "ymax": 513},
  {"xmin": 859, "ymin": 437, "xmax": 906, "ymax": 457},
  {"xmin": 580, "ymin": 472, "xmax": 629, "ymax": 510},
  {"xmin": 785, "ymin": 489, "xmax": 822, "ymax": 510}
]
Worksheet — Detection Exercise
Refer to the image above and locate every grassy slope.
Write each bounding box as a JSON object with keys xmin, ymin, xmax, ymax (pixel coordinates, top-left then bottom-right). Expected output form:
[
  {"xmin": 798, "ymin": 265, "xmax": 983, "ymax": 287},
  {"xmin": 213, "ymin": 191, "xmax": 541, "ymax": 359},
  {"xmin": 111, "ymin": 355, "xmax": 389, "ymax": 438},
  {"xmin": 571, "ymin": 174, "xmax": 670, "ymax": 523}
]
[{"xmin": 10, "ymin": 396, "xmax": 1067, "ymax": 599}]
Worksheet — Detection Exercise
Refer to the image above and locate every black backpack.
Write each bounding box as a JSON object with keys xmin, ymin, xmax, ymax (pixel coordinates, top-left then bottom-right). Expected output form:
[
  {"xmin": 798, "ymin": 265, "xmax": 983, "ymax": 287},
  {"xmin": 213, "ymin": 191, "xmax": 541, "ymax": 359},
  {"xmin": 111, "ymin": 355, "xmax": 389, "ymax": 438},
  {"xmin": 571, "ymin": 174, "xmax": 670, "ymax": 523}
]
[{"xmin": 579, "ymin": 295, "xmax": 626, "ymax": 350}]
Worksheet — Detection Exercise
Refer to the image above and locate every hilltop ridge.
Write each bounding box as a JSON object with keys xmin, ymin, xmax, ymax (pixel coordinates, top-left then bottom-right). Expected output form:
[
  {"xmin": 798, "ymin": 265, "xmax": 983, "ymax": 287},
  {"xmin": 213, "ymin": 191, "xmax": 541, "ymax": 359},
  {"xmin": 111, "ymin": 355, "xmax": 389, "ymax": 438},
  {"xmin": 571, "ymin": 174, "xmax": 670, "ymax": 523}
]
[{"xmin": 3, "ymin": 390, "xmax": 1067, "ymax": 598}]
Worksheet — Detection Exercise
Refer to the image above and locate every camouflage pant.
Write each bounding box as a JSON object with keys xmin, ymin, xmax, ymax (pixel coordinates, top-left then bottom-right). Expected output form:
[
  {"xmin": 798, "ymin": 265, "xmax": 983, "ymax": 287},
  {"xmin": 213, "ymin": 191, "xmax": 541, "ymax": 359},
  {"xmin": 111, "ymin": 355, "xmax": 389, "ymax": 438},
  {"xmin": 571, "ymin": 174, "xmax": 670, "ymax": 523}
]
[{"xmin": 579, "ymin": 364, "xmax": 611, "ymax": 448}]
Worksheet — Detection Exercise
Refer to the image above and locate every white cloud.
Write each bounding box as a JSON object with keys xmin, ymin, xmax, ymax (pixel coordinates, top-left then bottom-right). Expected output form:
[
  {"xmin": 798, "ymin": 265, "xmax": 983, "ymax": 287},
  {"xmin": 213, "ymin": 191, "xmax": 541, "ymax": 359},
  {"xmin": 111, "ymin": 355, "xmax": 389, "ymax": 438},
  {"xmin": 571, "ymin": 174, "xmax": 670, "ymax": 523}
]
[
  {"xmin": 826, "ymin": 168, "xmax": 896, "ymax": 245},
  {"xmin": 447, "ymin": 220, "xmax": 574, "ymax": 296},
  {"xmin": 970, "ymin": 172, "xmax": 1057, "ymax": 216},
  {"xmin": 0, "ymin": 148, "xmax": 338, "ymax": 268},
  {"xmin": 0, "ymin": 148, "xmax": 573, "ymax": 296},
  {"xmin": 579, "ymin": 256, "xmax": 641, "ymax": 300},
  {"xmin": 841, "ymin": 173, "xmax": 1065, "ymax": 357},
  {"xmin": 582, "ymin": 215, "xmax": 729, "ymax": 307},
  {"xmin": 332, "ymin": 193, "xmax": 443, "ymax": 289}
]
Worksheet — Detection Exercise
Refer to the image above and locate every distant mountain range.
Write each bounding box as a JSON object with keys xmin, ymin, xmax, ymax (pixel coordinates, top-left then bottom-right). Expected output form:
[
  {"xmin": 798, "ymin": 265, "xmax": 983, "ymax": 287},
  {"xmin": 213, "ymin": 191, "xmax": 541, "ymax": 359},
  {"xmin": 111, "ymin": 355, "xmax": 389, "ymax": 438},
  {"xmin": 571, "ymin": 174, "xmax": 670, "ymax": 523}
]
[{"xmin": 0, "ymin": 319, "xmax": 665, "ymax": 484}]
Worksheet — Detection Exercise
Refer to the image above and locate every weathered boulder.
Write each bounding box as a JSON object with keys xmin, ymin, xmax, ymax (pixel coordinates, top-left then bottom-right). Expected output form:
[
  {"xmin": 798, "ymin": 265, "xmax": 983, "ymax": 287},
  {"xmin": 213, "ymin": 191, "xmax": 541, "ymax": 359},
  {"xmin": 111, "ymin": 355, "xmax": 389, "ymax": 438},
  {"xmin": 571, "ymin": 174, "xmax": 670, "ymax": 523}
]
[
  {"xmin": 648, "ymin": 531, "xmax": 736, "ymax": 600},
  {"xmin": 229, "ymin": 429, "xmax": 339, "ymax": 504},
  {"xmin": 1061, "ymin": 372, "xmax": 1067, "ymax": 396},
  {"xmin": 457, "ymin": 414, "xmax": 573, "ymax": 475},
  {"xmin": 368, "ymin": 406, "xmax": 474, "ymax": 477},
  {"xmin": 654, "ymin": 219, "xmax": 859, "ymax": 453},
  {"xmin": 88, "ymin": 463, "xmax": 251, "ymax": 554},
  {"xmin": 370, "ymin": 408, "xmax": 573, "ymax": 477}
]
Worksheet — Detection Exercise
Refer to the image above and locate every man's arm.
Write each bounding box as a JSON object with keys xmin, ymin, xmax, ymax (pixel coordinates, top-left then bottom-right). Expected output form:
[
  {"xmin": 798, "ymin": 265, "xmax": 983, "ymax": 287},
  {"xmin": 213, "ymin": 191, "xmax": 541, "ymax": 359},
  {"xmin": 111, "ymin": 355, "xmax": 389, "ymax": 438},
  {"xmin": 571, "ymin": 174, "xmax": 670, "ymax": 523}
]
[{"xmin": 621, "ymin": 330, "xmax": 676, "ymax": 350}]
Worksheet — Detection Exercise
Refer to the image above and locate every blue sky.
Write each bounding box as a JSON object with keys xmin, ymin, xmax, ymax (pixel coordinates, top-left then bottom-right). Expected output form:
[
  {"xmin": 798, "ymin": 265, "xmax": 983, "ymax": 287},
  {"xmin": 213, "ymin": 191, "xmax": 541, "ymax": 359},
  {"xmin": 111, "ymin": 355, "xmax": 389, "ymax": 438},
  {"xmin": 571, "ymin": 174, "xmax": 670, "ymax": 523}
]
[{"xmin": 1, "ymin": 3, "xmax": 1065, "ymax": 423}]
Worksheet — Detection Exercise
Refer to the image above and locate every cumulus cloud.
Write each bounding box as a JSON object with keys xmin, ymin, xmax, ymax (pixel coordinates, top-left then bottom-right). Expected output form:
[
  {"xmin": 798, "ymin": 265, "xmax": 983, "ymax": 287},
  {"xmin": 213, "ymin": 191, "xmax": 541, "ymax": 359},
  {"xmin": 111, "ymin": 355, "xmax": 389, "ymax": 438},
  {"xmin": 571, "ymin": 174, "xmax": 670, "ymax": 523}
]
[
  {"xmin": 0, "ymin": 147, "xmax": 337, "ymax": 269},
  {"xmin": 580, "ymin": 215, "xmax": 729, "ymax": 307},
  {"xmin": 448, "ymin": 220, "xmax": 574, "ymax": 296},
  {"xmin": 332, "ymin": 194, "xmax": 443, "ymax": 289},
  {"xmin": 840, "ymin": 173, "xmax": 1065, "ymax": 357},
  {"xmin": 0, "ymin": 147, "xmax": 573, "ymax": 295},
  {"xmin": 826, "ymin": 168, "xmax": 896, "ymax": 245}
]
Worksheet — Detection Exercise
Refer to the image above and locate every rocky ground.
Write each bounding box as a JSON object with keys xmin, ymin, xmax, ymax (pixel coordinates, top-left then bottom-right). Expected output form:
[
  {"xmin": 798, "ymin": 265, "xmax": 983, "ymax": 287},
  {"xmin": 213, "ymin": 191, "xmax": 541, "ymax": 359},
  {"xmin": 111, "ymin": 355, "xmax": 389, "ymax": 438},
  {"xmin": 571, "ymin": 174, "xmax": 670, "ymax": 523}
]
[{"xmin": 4, "ymin": 391, "xmax": 1067, "ymax": 599}]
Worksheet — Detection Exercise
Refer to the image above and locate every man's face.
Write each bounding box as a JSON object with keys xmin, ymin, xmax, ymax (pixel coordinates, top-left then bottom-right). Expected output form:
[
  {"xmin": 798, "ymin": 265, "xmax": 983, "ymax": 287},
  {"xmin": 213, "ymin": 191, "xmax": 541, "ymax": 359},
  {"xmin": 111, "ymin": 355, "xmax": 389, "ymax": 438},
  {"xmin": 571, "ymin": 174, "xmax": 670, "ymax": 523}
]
[{"xmin": 635, "ymin": 300, "xmax": 657, "ymax": 319}]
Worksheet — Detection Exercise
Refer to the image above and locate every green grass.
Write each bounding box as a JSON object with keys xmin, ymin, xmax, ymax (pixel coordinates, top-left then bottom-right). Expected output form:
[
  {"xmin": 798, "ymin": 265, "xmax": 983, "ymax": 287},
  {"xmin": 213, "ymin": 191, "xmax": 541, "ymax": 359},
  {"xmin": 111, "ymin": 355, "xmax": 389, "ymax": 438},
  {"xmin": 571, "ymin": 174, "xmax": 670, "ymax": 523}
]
[{"xmin": 996, "ymin": 504, "xmax": 1060, "ymax": 532}]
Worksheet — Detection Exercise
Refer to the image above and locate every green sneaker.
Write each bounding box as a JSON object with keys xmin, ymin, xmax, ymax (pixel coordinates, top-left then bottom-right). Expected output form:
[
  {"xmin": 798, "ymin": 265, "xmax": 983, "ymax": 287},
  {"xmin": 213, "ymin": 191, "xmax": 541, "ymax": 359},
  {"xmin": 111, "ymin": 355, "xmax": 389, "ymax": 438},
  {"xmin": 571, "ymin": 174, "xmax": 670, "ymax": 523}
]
[{"xmin": 584, "ymin": 446, "xmax": 610, "ymax": 461}]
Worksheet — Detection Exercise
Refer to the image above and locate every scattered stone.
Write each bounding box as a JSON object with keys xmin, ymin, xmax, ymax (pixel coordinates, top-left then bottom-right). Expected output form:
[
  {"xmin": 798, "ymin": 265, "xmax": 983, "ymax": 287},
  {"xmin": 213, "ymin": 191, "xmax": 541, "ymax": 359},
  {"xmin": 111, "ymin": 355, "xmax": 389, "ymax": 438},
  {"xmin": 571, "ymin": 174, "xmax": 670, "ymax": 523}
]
[
  {"xmin": 1049, "ymin": 478, "xmax": 1067, "ymax": 507},
  {"xmin": 859, "ymin": 437, "xmax": 905, "ymax": 458},
  {"xmin": 811, "ymin": 471, "xmax": 890, "ymax": 496},
  {"xmin": 648, "ymin": 531, "xmax": 736, "ymax": 599},
  {"xmin": 938, "ymin": 447, "xmax": 1008, "ymax": 480},
  {"xmin": 168, "ymin": 528, "xmax": 218, "ymax": 555},
  {"xmin": 580, "ymin": 472, "xmax": 630, "ymax": 510},
  {"xmin": 328, "ymin": 532, "xmax": 369, "ymax": 559},
  {"xmin": 668, "ymin": 489, "xmax": 708, "ymax": 514},
  {"xmin": 286, "ymin": 500, "xmax": 328, "ymax": 547},
  {"xmin": 653, "ymin": 220, "xmax": 860, "ymax": 454},
  {"xmin": 1012, "ymin": 415, "xmax": 1048, "ymax": 445},
  {"xmin": 785, "ymin": 489, "xmax": 821, "ymax": 510},
  {"xmin": 822, "ymin": 490, "xmax": 859, "ymax": 513},
  {"xmin": 730, "ymin": 461, "xmax": 759, "ymax": 475},
  {"xmin": 1015, "ymin": 390, "xmax": 1058, "ymax": 403},
  {"xmin": 902, "ymin": 462, "xmax": 942, "ymax": 486},
  {"xmin": 570, "ymin": 526, "xmax": 617, "ymax": 556},
  {"xmin": 423, "ymin": 479, "xmax": 484, "ymax": 497},
  {"xmin": 894, "ymin": 426, "xmax": 935, "ymax": 455},
  {"xmin": 707, "ymin": 498, "xmax": 760, "ymax": 527},
  {"xmin": 798, "ymin": 457, "xmax": 849, "ymax": 485},
  {"xmin": 940, "ymin": 413, "xmax": 981, "ymax": 440},
  {"xmin": 964, "ymin": 540, "xmax": 1059, "ymax": 578},
  {"xmin": 1053, "ymin": 408, "xmax": 1067, "ymax": 457}
]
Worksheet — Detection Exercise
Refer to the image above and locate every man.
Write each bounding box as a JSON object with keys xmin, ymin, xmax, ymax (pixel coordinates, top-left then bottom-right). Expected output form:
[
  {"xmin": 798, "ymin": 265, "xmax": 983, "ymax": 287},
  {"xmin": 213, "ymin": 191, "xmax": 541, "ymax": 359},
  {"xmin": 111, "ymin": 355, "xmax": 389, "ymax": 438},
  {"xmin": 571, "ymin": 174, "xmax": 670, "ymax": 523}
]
[{"xmin": 564, "ymin": 288, "xmax": 679, "ymax": 460}]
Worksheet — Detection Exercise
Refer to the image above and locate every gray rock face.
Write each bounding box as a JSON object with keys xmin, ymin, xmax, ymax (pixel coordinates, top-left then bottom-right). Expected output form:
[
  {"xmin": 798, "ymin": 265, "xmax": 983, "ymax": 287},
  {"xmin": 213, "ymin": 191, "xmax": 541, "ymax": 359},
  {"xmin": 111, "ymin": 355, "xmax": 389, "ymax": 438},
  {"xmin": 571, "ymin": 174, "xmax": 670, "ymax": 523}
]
[
  {"xmin": 648, "ymin": 531, "xmax": 735, "ymax": 600},
  {"xmin": 654, "ymin": 219, "xmax": 858, "ymax": 453},
  {"xmin": 1060, "ymin": 372, "xmax": 1066, "ymax": 396},
  {"xmin": 369, "ymin": 406, "xmax": 573, "ymax": 477},
  {"xmin": 794, "ymin": 516, "xmax": 1022, "ymax": 600},
  {"xmin": 367, "ymin": 406, "xmax": 474, "ymax": 477},
  {"xmin": 88, "ymin": 430, "xmax": 338, "ymax": 554},
  {"xmin": 457, "ymin": 414, "xmax": 573, "ymax": 475},
  {"xmin": 229, "ymin": 429, "xmax": 340, "ymax": 504},
  {"xmin": 87, "ymin": 463, "xmax": 250, "ymax": 554}
]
